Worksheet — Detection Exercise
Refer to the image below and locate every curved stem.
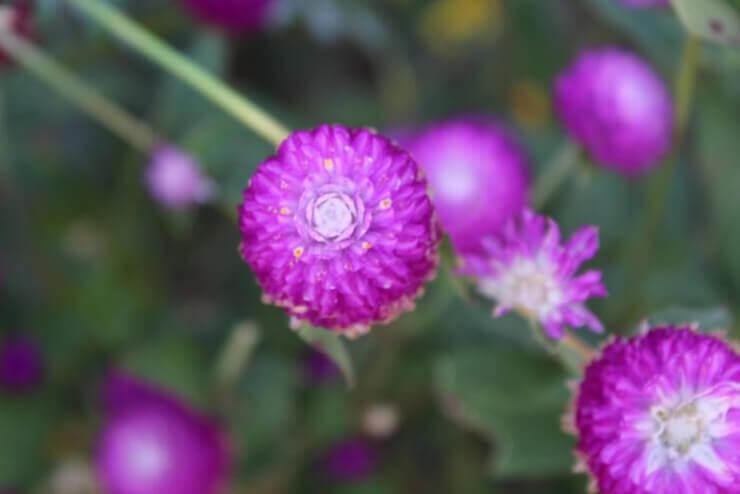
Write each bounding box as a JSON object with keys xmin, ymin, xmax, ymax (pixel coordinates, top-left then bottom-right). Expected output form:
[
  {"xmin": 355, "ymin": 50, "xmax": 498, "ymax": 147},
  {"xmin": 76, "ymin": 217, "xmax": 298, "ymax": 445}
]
[
  {"xmin": 0, "ymin": 29, "xmax": 158, "ymax": 152},
  {"xmin": 533, "ymin": 140, "xmax": 581, "ymax": 209},
  {"xmin": 67, "ymin": 0, "xmax": 290, "ymax": 148}
]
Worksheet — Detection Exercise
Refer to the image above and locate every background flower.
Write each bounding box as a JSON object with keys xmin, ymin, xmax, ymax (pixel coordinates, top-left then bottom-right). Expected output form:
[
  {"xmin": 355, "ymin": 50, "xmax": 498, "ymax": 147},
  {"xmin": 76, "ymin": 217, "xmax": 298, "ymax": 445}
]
[{"xmin": 180, "ymin": 0, "xmax": 275, "ymax": 34}]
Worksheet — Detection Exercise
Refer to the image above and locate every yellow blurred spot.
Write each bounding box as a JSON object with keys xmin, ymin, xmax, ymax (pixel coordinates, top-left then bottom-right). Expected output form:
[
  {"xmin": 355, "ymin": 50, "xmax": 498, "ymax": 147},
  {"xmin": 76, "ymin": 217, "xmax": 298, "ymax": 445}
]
[
  {"xmin": 380, "ymin": 198, "xmax": 393, "ymax": 210},
  {"xmin": 280, "ymin": 207, "xmax": 289, "ymax": 215},
  {"xmin": 362, "ymin": 241, "xmax": 373, "ymax": 250},
  {"xmin": 509, "ymin": 79, "xmax": 551, "ymax": 128},
  {"xmin": 293, "ymin": 247, "xmax": 304, "ymax": 259},
  {"xmin": 419, "ymin": 0, "xmax": 503, "ymax": 52},
  {"xmin": 324, "ymin": 158, "xmax": 334, "ymax": 171}
]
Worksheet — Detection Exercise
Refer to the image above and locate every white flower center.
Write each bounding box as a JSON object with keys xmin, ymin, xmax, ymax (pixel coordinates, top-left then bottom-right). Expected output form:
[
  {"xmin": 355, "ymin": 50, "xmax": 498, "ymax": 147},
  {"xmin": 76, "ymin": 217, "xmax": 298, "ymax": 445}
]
[
  {"xmin": 479, "ymin": 256, "xmax": 562, "ymax": 319},
  {"xmin": 656, "ymin": 403, "xmax": 705, "ymax": 456},
  {"xmin": 311, "ymin": 192, "xmax": 356, "ymax": 241}
]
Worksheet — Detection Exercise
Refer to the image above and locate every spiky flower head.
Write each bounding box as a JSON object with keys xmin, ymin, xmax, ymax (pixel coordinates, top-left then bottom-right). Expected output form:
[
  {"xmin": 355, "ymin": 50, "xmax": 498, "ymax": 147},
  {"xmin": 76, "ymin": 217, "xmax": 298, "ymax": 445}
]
[
  {"xmin": 555, "ymin": 47, "xmax": 673, "ymax": 176},
  {"xmin": 574, "ymin": 327, "xmax": 740, "ymax": 494},
  {"xmin": 180, "ymin": 0, "xmax": 274, "ymax": 34},
  {"xmin": 0, "ymin": 334, "xmax": 44, "ymax": 393},
  {"xmin": 145, "ymin": 145, "xmax": 214, "ymax": 210},
  {"xmin": 459, "ymin": 209, "xmax": 606, "ymax": 339},
  {"xmin": 0, "ymin": 1, "xmax": 33, "ymax": 69},
  {"xmin": 403, "ymin": 118, "xmax": 530, "ymax": 253},
  {"xmin": 95, "ymin": 373, "xmax": 230, "ymax": 494},
  {"xmin": 238, "ymin": 124, "xmax": 440, "ymax": 337}
]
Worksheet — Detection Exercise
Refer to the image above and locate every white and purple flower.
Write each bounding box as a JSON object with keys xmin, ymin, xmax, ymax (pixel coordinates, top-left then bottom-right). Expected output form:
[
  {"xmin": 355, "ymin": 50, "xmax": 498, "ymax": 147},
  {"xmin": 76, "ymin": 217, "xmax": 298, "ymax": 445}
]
[
  {"xmin": 145, "ymin": 146, "xmax": 214, "ymax": 210},
  {"xmin": 459, "ymin": 209, "xmax": 606, "ymax": 339}
]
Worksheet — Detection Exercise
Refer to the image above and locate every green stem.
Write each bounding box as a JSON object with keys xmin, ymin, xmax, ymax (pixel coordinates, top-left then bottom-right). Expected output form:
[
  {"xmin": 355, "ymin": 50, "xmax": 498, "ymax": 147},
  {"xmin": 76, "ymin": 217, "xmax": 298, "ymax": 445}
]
[
  {"xmin": 675, "ymin": 34, "xmax": 701, "ymax": 138},
  {"xmin": 0, "ymin": 28, "xmax": 158, "ymax": 152},
  {"xmin": 67, "ymin": 0, "xmax": 290, "ymax": 147},
  {"xmin": 532, "ymin": 140, "xmax": 581, "ymax": 209}
]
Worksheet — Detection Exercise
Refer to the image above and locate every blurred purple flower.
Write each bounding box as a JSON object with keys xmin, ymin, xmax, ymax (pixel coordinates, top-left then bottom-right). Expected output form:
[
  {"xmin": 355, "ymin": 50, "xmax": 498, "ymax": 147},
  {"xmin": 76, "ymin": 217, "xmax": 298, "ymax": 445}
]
[
  {"xmin": 238, "ymin": 124, "xmax": 440, "ymax": 337},
  {"xmin": 555, "ymin": 47, "xmax": 673, "ymax": 176},
  {"xmin": 180, "ymin": 0, "xmax": 275, "ymax": 34},
  {"xmin": 95, "ymin": 372, "xmax": 230, "ymax": 494},
  {"xmin": 459, "ymin": 209, "xmax": 606, "ymax": 339},
  {"xmin": 0, "ymin": 1, "xmax": 33, "ymax": 70},
  {"xmin": 0, "ymin": 335, "xmax": 44, "ymax": 393},
  {"xmin": 303, "ymin": 348, "xmax": 340, "ymax": 385},
  {"xmin": 619, "ymin": 0, "xmax": 669, "ymax": 8},
  {"xmin": 403, "ymin": 118, "xmax": 531, "ymax": 254},
  {"xmin": 324, "ymin": 437, "xmax": 378, "ymax": 482},
  {"xmin": 145, "ymin": 146, "xmax": 214, "ymax": 210},
  {"xmin": 574, "ymin": 327, "xmax": 740, "ymax": 494}
]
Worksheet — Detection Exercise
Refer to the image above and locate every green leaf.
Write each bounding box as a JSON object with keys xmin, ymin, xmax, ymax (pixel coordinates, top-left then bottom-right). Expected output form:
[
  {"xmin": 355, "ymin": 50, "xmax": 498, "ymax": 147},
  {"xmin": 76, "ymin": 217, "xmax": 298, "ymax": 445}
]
[
  {"xmin": 295, "ymin": 326, "xmax": 355, "ymax": 388},
  {"xmin": 641, "ymin": 306, "xmax": 733, "ymax": 332},
  {"xmin": 0, "ymin": 394, "xmax": 55, "ymax": 484},
  {"xmin": 436, "ymin": 346, "xmax": 574, "ymax": 478},
  {"xmin": 671, "ymin": 0, "xmax": 740, "ymax": 45}
]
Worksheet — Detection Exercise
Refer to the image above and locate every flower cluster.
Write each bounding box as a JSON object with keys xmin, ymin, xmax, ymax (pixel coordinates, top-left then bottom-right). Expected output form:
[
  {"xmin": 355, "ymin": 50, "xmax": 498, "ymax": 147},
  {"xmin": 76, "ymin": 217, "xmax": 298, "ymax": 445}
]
[{"xmin": 238, "ymin": 124, "xmax": 440, "ymax": 337}]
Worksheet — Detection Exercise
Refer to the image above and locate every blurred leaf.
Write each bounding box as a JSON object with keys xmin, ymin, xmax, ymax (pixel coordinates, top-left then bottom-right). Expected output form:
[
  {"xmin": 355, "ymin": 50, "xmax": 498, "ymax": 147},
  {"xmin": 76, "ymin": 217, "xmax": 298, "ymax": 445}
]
[
  {"xmin": 641, "ymin": 306, "xmax": 733, "ymax": 332},
  {"xmin": 0, "ymin": 394, "xmax": 54, "ymax": 485},
  {"xmin": 296, "ymin": 326, "xmax": 355, "ymax": 388},
  {"xmin": 436, "ymin": 346, "xmax": 573, "ymax": 478},
  {"xmin": 671, "ymin": 0, "xmax": 740, "ymax": 45}
]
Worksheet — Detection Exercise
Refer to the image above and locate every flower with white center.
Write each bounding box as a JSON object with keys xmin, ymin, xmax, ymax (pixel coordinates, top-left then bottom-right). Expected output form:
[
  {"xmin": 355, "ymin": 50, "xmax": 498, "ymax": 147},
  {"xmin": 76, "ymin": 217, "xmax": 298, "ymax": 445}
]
[
  {"xmin": 459, "ymin": 209, "xmax": 606, "ymax": 339},
  {"xmin": 573, "ymin": 327, "xmax": 740, "ymax": 494}
]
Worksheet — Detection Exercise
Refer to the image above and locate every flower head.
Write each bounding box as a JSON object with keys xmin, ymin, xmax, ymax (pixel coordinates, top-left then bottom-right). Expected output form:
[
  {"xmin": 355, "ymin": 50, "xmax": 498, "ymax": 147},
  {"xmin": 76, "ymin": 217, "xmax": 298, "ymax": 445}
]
[
  {"xmin": 180, "ymin": 0, "xmax": 274, "ymax": 34},
  {"xmin": 96, "ymin": 372, "xmax": 230, "ymax": 494},
  {"xmin": 403, "ymin": 118, "xmax": 530, "ymax": 253},
  {"xmin": 0, "ymin": 334, "xmax": 44, "ymax": 393},
  {"xmin": 555, "ymin": 48, "xmax": 673, "ymax": 176},
  {"xmin": 459, "ymin": 209, "xmax": 606, "ymax": 339},
  {"xmin": 574, "ymin": 327, "xmax": 740, "ymax": 494},
  {"xmin": 145, "ymin": 146, "xmax": 214, "ymax": 210},
  {"xmin": 0, "ymin": 1, "xmax": 33, "ymax": 69},
  {"xmin": 238, "ymin": 124, "xmax": 440, "ymax": 336},
  {"xmin": 324, "ymin": 437, "xmax": 378, "ymax": 482}
]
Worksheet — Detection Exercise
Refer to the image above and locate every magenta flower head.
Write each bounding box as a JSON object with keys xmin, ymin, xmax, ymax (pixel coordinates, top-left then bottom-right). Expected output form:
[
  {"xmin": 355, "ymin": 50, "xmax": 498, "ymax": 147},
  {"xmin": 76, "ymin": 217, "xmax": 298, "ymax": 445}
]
[
  {"xmin": 180, "ymin": 0, "xmax": 274, "ymax": 34},
  {"xmin": 145, "ymin": 145, "xmax": 214, "ymax": 210},
  {"xmin": 619, "ymin": 0, "xmax": 669, "ymax": 8},
  {"xmin": 95, "ymin": 372, "xmax": 230, "ymax": 494},
  {"xmin": 323, "ymin": 437, "xmax": 378, "ymax": 482},
  {"xmin": 238, "ymin": 124, "xmax": 440, "ymax": 337},
  {"xmin": 574, "ymin": 327, "xmax": 740, "ymax": 494},
  {"xmin": 0, "ymin": 1, "xmax": 33, "ymax": 69},
  {"xmin": 459, "ymin": 209, "xmax": 606, "ymax": 339},
  {"xmin": 403, "ymin": 118, "xmax": 531, "ymax": 253},
  {"xmin": 0, "ymin": 334, "xmax": 44, "ymax": 393},
  {"xmin": 555, "ymin": 48, "xmax": 673, "ymax": 176}
]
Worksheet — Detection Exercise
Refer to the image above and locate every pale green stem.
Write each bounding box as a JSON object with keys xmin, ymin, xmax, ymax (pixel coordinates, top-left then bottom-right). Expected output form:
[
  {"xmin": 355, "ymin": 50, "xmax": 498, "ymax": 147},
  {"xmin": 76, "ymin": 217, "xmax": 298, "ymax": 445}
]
[
  {"xmin": 67, "ymin": 0, "xmax": 290, "ymax": 147},
  {"xmin": 533, "ymin": 140, "xmax": 581, "ymax": 209},
  {"xmin": 0, "ymin": 28, "xmax": 158, "ymax": 152},
  {"xmin": 675, "ymin": 34, "xmax": 702, "ymax": 138}
]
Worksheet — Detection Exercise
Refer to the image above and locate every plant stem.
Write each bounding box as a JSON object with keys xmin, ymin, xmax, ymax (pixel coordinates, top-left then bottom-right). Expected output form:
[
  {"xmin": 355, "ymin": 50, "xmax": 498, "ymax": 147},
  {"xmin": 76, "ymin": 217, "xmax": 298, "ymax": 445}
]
[
  {"xmin": 0, "ymin": 28, "xmax": 157, "ymax": 152},
  {"xmin": 67, "ymin": 0, "xmax": 290, "ymax": 147},
  {"xmin": 533, "ymin": 140, "xmax": 581, "ymax": 209},
  {"xmin": 675, "ymin": 34, "xmax": 701, "ymax": 138}
]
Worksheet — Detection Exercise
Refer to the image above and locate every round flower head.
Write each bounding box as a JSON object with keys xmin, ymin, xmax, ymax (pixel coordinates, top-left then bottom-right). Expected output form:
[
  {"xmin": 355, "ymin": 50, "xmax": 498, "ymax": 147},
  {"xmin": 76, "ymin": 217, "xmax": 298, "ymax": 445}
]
[
  {"xmin": 145, "ymin": 145, "xmax": 214, "ymax": 210},
  {"xmin": 0, "ymin": 1, "xmax": 33, "ymax": 69},
  {"xmin": 619, "ymin": 0, "xmax": 669, "ymax": 7},
  {"xmin": 238, "ymin": 124, "xmax": 440, "ymax": 337},
  {"xmin": 459, "ymin": 209, "xmax": 606, "ymax": 339},
  {"xmin": 403, "ymin": 118, "xmax": 530, "ymax": 253},
  {"xmin": 574, "ymin": 327, "xmax": 740, "ymax": 494},
  {"xmin": 0, "ymin": 335, "xmax": 44, "ymax": 393},
  {"xmin": 180, "ymin": 0, "xmax": 274, "ymax": 34},
  {"xmin": 96, "ymin": 373, "xmax": 230, "ymax": 494},
  {"xmin": 555, "ymin": 48, "xmax": 673, "ymax": 176},
  {"xmin": 324, "ymin": 437, "xmax": 378, "ymax": 482}
]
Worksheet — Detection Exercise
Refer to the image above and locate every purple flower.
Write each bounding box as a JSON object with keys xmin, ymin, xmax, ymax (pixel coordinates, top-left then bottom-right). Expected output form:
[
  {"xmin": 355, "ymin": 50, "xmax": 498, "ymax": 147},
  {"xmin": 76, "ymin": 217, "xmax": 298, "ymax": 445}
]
[
  {"xmin": 180, "ymin": 0, "xmax": 274, "ymax": 34},
  {"xmin": 95, "ymin": 373, "xmax": 230, "ymax": 494},
  {"xmin": 238, "ymin": 124, "xmax": 440, "ymax": 337},
  {"xmin": 574, "ymin": 327, "xmax": 740, "ymax": 494},
  {"xmin": 0, "ymin": 335, "xmax": 44, "ymax": 393},
  {"xmin": 459, "ymin": 209, "xmax": 606, "ymax": 339},
  {"xmin": 403, "ymin": 118, "xmax": 531, "ymax": 253},
  {"xmin": 555, "ymin": 48, "xmax": 674, "ymax": 176},
  {"xmin": 0, "ymin": 1, "xmax": 33, "ymax": 70},
  {"xmin": 303, "ymin": 348, "xmax": 340, "ymax": 384},
  {"xmin": 145, "ymin": 146, "xmax": 214, "ymax": 210},
  {"xmin": 619, "ymin": 0, "xmax": 669, "ymax": 8},
  {"xmin": 324, "ymin": 438, "xmax": 378, "ymax": 482}
]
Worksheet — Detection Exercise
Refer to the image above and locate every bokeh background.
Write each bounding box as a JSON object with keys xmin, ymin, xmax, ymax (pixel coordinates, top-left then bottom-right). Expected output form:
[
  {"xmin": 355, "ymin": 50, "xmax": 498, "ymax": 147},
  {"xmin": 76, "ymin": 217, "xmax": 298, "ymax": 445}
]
[{"xmin": 2, "ymin": 0, "xmax": 740, "ymax": 492}]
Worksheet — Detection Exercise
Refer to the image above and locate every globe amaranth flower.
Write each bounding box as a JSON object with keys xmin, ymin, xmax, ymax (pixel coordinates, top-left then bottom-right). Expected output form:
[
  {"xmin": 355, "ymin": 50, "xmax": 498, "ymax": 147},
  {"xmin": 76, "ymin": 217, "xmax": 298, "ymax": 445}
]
[
  {"xmin": 324, "ymin": 437, "xmax": 378, "ymax": 482},
  {"xmin": 403, "ymin": 118, "xmax": 530, "ymax": 253},
  {"xmin": 619, "ymin": 0, "xmax": 669, "ymax": 8},
  {"xmin": 96, "ymin": 372, "xmax": 230, "ymax": 494},
  {"xmin": 574, "ymin": 327, "xmax": 740, "ymax": 494},
  {"xmin": 0, "ymin": 1, "xmax": 33, "ymax": 69},
  {"xmin": 459, "ymin": 209, "xmax": 606, "ymax": 339},
  {"xmin": 145, "ymin": 145, "xmax": 214, "ymax": 210},
  {"xmin": 555, "ymin": 48, "xmax": 673, "ymax": 176},
  {"xmin": 238, "ymin": 124, "xmax": 440, "ymax": 337},
  {"xmin": 0, "ymin": 334, "xmax": 44, "ymax": 392},
  {"xmin": 180, "ymin": 0, "xmax": 274, "ymax": 34}
]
